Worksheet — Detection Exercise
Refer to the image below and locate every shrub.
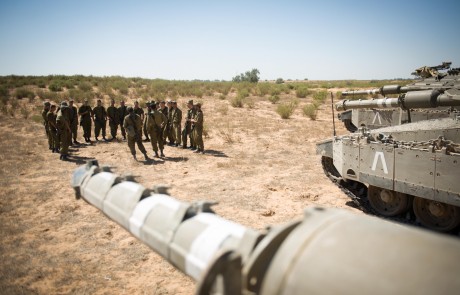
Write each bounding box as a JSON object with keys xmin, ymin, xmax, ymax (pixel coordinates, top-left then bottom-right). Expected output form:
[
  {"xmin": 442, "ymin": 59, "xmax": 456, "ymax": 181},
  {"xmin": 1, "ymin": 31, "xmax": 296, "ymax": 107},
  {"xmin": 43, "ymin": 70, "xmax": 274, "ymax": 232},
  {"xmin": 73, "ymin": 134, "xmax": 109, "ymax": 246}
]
[
  {"xmin": 31, "ymin": 114, "xmax": 42, "ymax": 123},
  {"xmin": 275, "ymin": 78, "xmax": 284, "ymax": 84},
  {"xmin": 296, "ymin": 87, "xmax": 309, "ymax": 98},
  {"xmin": 268, "ymin": 95, "xmax": 280, "ymax": 104},
  {"xmin": 78, "ymin": 81, "xmax": 93, "ymax": 92},
  {"xmin": 231, "ymin": 96, "xmax": 244, "ymax": 108},
  {"xmin": 313, "ymin": 91, "xmax": 328, "ymax": 103},
  {"xmin": 303, "ymin": 104, "xmax": 318, "ymax": 120},
  {"xmin": 49, "ymin": 81, "xmax": 63, "ymax": 92},
  {"xmin": 0, "ymin": 101, "xmax": 7, "ymax": 114},
  {"xmin": 14, "ymin": 87, "xmax": 35, "ymax": 100},
  {"xmin": 276, "ymin": 101, "xmax": 297, "ymax": 119},
  {"xmin": 219, "ymin": 94, "xmax": 226, "ymax": 100},
  {"xmin": 270, "ymin": 88, "xmax": 281, "ymax": 96}
]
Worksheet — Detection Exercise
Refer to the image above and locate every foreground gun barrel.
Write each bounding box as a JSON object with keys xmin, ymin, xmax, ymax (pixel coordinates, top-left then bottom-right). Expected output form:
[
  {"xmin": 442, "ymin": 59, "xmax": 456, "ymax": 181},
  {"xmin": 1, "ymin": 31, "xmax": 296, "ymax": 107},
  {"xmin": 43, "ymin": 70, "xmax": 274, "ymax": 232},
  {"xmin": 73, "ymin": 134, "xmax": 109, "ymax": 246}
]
[
  {"xmin": 72, "ymin": 161, "xmax": 460, "ymax": 295},
  {"xmin": 336, "ymin": 89, "xmax": 460, "ymax": 111}
]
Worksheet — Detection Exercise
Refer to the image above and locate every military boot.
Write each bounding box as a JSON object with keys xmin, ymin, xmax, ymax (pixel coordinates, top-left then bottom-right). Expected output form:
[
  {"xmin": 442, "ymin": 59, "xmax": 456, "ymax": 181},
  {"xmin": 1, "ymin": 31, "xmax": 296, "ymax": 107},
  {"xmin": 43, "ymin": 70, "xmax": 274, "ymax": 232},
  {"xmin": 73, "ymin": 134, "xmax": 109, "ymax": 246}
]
[
  {"xmin": 143, "ymin": 152, "xmax": 149, "ymax": 160},
  {"xmin": 160, "ymin": 150, "xmax": 165, "ymax": 158},
  {"xmin": 154, "ymin": 151, "xmax": 159, "ymax": 158}
]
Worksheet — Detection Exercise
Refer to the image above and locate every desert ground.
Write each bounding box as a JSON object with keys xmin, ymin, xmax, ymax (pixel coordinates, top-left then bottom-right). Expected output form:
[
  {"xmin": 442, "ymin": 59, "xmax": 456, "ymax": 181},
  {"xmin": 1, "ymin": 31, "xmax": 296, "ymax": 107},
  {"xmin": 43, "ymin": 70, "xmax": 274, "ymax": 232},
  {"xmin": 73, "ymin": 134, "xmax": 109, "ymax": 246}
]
[{"xmin": 0, "ymin": 91, "xmax": 358, "ymax": 294}]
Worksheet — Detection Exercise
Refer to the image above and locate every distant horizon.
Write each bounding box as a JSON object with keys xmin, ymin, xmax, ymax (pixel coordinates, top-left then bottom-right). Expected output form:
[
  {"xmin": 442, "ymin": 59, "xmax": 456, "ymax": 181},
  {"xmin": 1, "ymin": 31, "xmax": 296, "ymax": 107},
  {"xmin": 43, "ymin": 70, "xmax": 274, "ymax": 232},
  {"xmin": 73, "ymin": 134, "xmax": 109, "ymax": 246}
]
[{"xmin": 1, "ymin": 0, "xmax": 459, "ymax": 81}]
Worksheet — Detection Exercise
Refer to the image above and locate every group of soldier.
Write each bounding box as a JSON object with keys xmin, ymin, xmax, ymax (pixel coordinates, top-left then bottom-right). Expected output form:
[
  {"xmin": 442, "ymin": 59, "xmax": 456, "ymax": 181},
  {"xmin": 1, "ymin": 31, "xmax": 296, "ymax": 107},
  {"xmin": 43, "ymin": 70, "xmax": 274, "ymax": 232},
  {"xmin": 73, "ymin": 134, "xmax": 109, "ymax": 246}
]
[{"xmin": 41, "ymin": 98, "xmax": 205, "ymax": 161}]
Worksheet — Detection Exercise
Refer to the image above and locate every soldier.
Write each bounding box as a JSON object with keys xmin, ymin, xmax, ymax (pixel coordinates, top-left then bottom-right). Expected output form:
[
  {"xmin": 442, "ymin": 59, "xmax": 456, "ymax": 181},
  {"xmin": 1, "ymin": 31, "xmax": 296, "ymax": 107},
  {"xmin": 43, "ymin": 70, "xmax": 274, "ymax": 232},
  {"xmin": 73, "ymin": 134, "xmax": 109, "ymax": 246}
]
[
  {"xmin": 47, "ymin": 104, "xmax": 59, "ymax": 153},
  {"xmin": 117, "ymin": 100, "xmax": 128, "ymax": 140},
  {"xmin": 133, "ymin": 100, "xmax": 145, "ymax": 141},
  {"xmin": 159, "ymin": 101, "xmax": 167, "ymax": 142},
  {"xmin": 171, "ymin": 101, "xmax": 182, "ymax": 146},
  {"xmin": 78, "ymin": 99, "xmax": 93, "ymax": 142},
  {"xmin": 92, "ymin": 99, "xmax": 107, "ymax": 141},
  {"xmin": 56, "ymin": 101, "xmax": 72, "ymax": 160},
  {"xmin": 42, "ymin": 101, "xmax": 52, "ymax": 150},
  {"xmin": 182, "ymin": 100, "xmax": 196, "ymax": 149},
  {"xmin": 107, "ymin": 99, "xmax": 118, "ymax": 141},
  {"xmin": 123, "ymin": 106, "xmax": 149, "ymax": 161},
  {"xmin": 69, "ymin": 99, "xmax": 80, "ymax": 144},
  {"xmin": 191, "ymin": 103, "xmax": 204, "ymax": 154},
  {"xmin": 146, "ymin": 101, "xmax": 167, "ymax": 158},
  {"xmin": 164, "ymin": 100, "xmax": 174, "ymax": 145}
]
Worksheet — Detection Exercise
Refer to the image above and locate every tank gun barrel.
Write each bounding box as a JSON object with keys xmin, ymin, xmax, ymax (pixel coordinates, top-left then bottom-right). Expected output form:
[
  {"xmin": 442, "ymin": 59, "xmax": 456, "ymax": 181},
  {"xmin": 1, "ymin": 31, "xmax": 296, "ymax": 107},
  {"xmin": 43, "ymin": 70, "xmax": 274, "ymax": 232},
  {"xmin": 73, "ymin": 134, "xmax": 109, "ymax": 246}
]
[
  {"xmin": 342, "ymin": 85, "xmax": 410, "ymax": 97},
  {"xmin": 337, "ymin": 89, "xmax": 460, "ymax": 111},
  {"xmin": 70, "ymin": 161, "xmax": 460, "ymax": 295}
]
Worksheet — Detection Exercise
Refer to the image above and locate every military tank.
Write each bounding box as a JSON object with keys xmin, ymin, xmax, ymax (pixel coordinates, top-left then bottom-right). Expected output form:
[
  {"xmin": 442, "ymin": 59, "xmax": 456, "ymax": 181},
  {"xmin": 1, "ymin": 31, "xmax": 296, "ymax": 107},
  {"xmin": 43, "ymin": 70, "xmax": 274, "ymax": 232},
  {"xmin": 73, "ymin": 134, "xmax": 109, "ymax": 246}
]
[
  {"xmin": 338, "ymin": 62, "xmax": 460, "ymax": 132},
  {"xmin": 317, "ymin": 86, "xmax": 460, "ymax": 232},
  {"xmin": 71, "ymin": 160, "xmax": 460, "ymax": 295}
]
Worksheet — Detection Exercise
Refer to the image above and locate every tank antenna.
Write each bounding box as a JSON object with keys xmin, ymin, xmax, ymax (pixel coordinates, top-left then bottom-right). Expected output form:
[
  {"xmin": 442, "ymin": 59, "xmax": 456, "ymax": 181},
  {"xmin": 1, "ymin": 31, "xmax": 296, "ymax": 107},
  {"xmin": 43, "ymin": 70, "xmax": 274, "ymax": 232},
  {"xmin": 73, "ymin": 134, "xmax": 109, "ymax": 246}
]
[{"xmin": 331, "ymin": 92, "xmax": 337, "ymax": 137}]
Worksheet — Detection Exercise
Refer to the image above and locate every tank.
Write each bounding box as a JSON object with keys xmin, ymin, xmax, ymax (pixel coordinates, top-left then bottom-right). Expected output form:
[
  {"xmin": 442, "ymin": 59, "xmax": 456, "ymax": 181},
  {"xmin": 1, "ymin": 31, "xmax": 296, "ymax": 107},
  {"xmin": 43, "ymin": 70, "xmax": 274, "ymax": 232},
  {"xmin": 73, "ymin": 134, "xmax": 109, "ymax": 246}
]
[
  {"xmin": 338, "ymin": 63, "xmax": 460, "ymax": 132},
  {"xmin": 71, "ymin": 160, "xmax": 460, "ymax": 295},
  {"xmin": 317, "ymin": 87, "xmax": 460, "ymax": 232}
]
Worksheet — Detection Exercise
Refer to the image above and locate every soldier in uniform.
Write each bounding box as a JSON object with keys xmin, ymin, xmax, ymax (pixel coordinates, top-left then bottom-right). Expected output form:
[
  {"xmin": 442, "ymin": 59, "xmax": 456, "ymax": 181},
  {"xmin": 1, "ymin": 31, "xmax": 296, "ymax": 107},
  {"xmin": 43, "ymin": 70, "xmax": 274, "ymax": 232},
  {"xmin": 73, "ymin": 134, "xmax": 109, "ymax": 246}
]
[
  {"xmin": 182, "ymin": 100, "xmax": 196, "ymax": 149},
  {"xmin": 171, "ymin": 101, "xmax": 182, "ymax": 146},
  {"xmin": 69, "ymin": 99, "xmax": 80, "ymax": 144},
  {"xmin": 46, "ymin": 104, "xmax": 59, "ymax": 153},
  {"xmin": 191, "ymin": 103, "xmax": 204, "ymax": 154},
  {"xmin": 78, "ymin": 99, "xmax": 93, "ymax": 142},
  {"xmin": 56, "ymin": 101, "xmax": 72, "ymax": 160},
  {"xmin": 42, "ymin": 102, "xmax": 52, "ymax": 150},
  {"xmin": 117, "ymin": 100, "xmax": 128, "ymax": 140},
  {"xmin": 92, "ymin": 99, "xmax": 107, "ymax": 141},
  {"xmin": 159, "ymin": 100, "xmax": 168, "ymax": 143},
  {"xmin": 107, "ymin": 99, "xmax": 118, "ymax": 141},
  {"xmin": 133, "ymin": 100, "xmax": 145, "ymax": 141},
  {"xmin": 146, "ymin": 101, "xmax": 167, "ymax": 158},
  {"xmin": 123, "ymin": 106, "xmax": 149, "ymax": 161},
  {"xmin": 166, "ymin": 100, "xmax": 175, "ymax": 145}
]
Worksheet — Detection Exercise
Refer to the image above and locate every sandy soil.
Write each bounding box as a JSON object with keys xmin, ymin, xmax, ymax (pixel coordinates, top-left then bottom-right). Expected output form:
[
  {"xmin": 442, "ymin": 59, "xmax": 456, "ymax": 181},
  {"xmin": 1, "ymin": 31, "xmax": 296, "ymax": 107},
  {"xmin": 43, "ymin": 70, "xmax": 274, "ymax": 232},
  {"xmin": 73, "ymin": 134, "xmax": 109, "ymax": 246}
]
[{"xmin": 0, "ymin": 92, "xmax": 359, "ymax": 294}]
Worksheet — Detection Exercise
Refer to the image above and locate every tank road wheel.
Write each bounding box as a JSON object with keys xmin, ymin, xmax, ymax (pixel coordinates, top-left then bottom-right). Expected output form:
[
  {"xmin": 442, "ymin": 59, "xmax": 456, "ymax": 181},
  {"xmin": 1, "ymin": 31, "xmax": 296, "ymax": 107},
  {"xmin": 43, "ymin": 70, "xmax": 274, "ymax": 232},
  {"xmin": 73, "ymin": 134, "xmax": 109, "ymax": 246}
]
[
  {"xmin": 367, "ymin": 186, "xmax": 411, "ymax": 217},
  {"xmin": 413, "ymin": 197, "xmax": 460, "ymax": 232}
]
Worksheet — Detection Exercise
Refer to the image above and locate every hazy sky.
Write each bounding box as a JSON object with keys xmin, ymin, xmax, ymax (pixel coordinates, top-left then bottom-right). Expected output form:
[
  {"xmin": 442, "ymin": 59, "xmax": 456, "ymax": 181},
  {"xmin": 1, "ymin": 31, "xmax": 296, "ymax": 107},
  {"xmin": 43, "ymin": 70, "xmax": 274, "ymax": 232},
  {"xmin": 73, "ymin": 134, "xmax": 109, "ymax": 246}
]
[{"xmin": 1, "ymin": 0, "xmax": 459, "ymax": 80}]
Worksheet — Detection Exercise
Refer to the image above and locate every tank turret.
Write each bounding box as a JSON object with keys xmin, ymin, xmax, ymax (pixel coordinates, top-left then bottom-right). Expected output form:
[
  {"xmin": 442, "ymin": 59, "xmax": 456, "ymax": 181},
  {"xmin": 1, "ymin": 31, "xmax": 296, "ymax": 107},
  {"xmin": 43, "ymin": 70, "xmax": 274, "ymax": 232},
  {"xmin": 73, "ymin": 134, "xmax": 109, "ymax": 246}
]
[
  {"xmin": 337, "ymin": 62, "xmax": 460, "ymax": 132},
  {"xmin": 72, "ymin": 160, "xmax": 460, "ymax": 295}
]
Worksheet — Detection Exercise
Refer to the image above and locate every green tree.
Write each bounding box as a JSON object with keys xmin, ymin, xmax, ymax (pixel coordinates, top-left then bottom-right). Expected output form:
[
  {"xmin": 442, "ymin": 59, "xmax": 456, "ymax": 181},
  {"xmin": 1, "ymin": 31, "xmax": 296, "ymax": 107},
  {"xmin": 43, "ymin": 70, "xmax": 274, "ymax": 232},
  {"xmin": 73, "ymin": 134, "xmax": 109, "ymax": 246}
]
[{"xmin": 232, "ymin": 68, "xmax": 260, "ymax": 83}]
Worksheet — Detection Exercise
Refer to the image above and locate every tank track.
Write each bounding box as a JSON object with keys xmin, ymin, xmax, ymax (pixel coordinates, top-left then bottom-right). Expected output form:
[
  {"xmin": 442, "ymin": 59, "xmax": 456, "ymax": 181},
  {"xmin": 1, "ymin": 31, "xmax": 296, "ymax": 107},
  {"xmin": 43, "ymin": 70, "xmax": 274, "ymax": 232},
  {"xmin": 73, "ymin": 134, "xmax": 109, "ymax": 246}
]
[{"xmin": 320, "ymin": 156, "xmax": 425, "ymax": 229}]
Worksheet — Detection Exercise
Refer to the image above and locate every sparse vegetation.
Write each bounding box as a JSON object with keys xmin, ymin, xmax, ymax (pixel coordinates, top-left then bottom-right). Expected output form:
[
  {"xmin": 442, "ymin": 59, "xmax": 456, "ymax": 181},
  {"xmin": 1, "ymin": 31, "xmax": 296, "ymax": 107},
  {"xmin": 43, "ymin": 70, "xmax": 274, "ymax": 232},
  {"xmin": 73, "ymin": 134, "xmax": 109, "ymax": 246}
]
[
  {"xmin": 295, "ymin": 87, "xmax": 309, "ymax": 98},
  {"xmin": 14, "ymin": 87, "xmax": 35, "ymax": 100},
  {"xmin": 303, "ymin": 104, "xmax": 318, "ymax": 120},
  {"xmin": 231, "ymin": 96, "xmax": 244, "ymax": 108},
  {"xmin": 275, "ymin": 78, "xmax": 284, "ymax": 84},
  {"xmin": 268, "ymin": 95, "xmax": 280, "ymax": 104},
  {"xmin": 276, "ymin": 100, "xmax": 298, "ymax": 119}
]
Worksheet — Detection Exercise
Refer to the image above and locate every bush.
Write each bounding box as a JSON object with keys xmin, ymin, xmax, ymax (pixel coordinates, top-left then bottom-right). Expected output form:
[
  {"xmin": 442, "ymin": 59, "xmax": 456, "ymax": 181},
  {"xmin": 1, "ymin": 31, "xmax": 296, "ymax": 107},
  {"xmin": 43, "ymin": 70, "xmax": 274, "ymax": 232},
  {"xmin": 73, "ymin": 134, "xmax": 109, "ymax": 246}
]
[
  {"xmin": 275, "ymin": 78, "xmax": 284, "ymax": 84},
  {"xmin": 79, "ymin": 81, "xmax": 93, "ymax": 92},
  {"xmin": 303, "ymin": 104, "xmax": 318, "ymax": 120},
  {"xmin": 14, "ymin": 87, "xmax": 35, "ymax": 100},
  {"xmin": 313, "ymin": 91, "xmax": 328, "ymax": 103},
  {"xmin": 49, "ymin": 81, "xmax": 63, "ymax": 92},
  {"xmin": 268, "ymin": 95, "xmax": 280, "ymax": 104},
  {"xmin": 296, "ymin": 87, "xmax": 309, "ymax": 98},
  {"xmin": 276, "ymin": 101, "xmax": 297, "ymax": 119},
  {"xmin": 219, "ymin": 94, "xmax": 226, "ymax": 100},
  {"xmin": 231, "ymin": 96, "xmax": 244, "ymax": 108}
]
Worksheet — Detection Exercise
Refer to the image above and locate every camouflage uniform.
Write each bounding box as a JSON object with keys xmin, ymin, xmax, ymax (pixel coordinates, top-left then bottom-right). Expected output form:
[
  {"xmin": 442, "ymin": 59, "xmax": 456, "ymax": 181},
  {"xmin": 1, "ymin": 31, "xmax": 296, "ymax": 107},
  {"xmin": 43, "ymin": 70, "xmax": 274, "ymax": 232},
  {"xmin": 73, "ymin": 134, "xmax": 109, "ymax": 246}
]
[
  {"xmin": 123, "ymin": 112, "xmax": 148, "ymax": 159},
  {"xmin": 69, "ymin": 104, "xmax": 79, "ymax": 143},
  {"xmin": 192, "ymin": 107, "xmax": 204, "ymax": 152},
  {"xmin": 93, "ymin": 105, "xmax": 107, "ymax": 139},
  {"xmin": 182, "ymin": 105, "xmax": 196, "ymax": 149},
  {"xmin": 107, "ymin": 105, "xmax": 119, "ymax": 139},
  {"xmin": 146, "ymin": 108, "xmax": 167, "ymax": 156},
  {"xmin": 171, "ymin": 106, "xmax": 182, "ymax": 145},
  {"xmin": 56, "ymin": 105, "xmax": 71, "ymax": 159},
  {"xmin": 42, "ymin": 105, "xmax": 52, "ymax": 149},
  {"xmin": 166, "ymin": 106, "xmax": 174, "ymax": 144},
  {"xmin": 117, "ymin": 104, "xmax": 128, "ymax": 139},
  {"xmin": 78, "ymin": 104, "xmax": 93, "ymax": 141},
  {"xmin": 47, "ymin": 109, "xmax": 59, "ymax": 152},
  {"xmin": 134, "ymin": 106, "xmax": 145, "ymax": 140}
]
